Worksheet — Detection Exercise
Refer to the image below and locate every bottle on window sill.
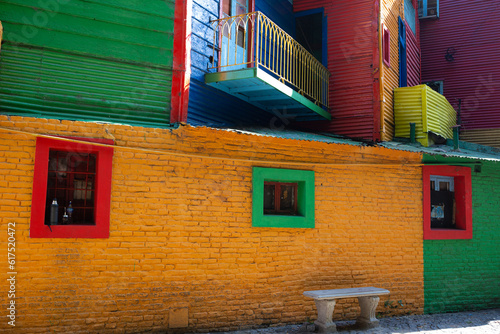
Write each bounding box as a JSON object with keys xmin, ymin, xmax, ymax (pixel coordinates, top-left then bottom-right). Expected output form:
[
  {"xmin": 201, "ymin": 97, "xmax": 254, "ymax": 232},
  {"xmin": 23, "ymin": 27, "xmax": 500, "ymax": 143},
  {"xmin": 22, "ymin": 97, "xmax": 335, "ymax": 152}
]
[
  {"xmin": 50, "ymin": 199, "xmax": 58, "ymax": 225},
  {"xmin": 62, "ymin": 207, "xmax": 69, "ymax": 225},
  {"xmin": 67, "ymin": 201, "xmax": 73, "ymax": 224}
]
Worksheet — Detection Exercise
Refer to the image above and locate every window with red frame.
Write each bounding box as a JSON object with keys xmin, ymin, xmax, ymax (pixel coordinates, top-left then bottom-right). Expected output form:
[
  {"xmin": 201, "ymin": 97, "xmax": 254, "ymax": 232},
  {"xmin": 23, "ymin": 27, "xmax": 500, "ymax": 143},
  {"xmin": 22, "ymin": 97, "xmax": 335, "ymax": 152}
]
[
  {"xmin": 423, "ymin": 165, "xmax": 472, "ymax": 240},
  {"xmin": 30, "ymin": 136, "xmax": 113, "ymax": 238},
  {"xmin": 264, "ymin": 182, "xmax": 298, "ymax": 215},
  {"xmin": 383, "ymin": 25, "xmax": 391, "ymax": 67},
  {"xmin": 46, "ymin": 150, "xmax": 97, "ymax": 226}
]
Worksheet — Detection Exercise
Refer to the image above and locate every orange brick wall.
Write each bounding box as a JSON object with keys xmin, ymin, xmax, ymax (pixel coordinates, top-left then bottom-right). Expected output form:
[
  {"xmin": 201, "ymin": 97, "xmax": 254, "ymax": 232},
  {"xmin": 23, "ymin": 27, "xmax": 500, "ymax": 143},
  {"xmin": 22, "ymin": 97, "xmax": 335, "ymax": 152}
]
[{"xmin": 0, "ymin": 115, "xmax": 424, "ymax": 333}]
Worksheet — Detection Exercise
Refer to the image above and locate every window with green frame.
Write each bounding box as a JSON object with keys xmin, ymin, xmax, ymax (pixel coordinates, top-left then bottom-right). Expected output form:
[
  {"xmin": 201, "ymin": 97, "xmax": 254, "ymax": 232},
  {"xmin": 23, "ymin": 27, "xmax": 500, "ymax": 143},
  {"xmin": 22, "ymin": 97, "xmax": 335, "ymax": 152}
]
[{"xmin": 252, "ymin": 167, "xmax": 315, "ymax": 228}]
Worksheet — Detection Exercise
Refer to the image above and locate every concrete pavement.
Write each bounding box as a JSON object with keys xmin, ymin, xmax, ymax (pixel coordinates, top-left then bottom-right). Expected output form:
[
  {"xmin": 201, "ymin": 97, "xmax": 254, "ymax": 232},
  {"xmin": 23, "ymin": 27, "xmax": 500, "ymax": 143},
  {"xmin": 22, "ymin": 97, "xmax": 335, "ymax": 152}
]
[{"xmin": 197, "ymin": 308, "xmax": 500, "ymax": 334}]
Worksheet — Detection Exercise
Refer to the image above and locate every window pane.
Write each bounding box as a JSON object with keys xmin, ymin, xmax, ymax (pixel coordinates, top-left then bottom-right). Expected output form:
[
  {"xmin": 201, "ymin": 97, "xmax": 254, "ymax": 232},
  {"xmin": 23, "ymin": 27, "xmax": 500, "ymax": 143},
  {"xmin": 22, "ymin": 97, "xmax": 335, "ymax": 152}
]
[
  {"xmin": 439, "ymin": 181, "xmax": 450, "ymax": 191},
  {"xmin": 237, "ymin": 26, "xmax": 245, "ymax": 47},
  {"xmin": 236, "ymin": 3, "xmax": 246, "ymax": 16},
  {"xmin": 46, "ymin": 150, "xmax": 97, "ymax": 226},
  {"xmin": 431, "ymin": 180, "xmax": 435, "ymax": 190},
  {"xmin": 280, "ymin": 184, "xmax": 295, "ymax": 212},
  {"xmin": 222, "ymin": 0, "xmax": 231, "ymax": 16},
  {"xmin": 427, "ymin": 0, "xmax": 438, "ymax": 16},
  {"xmin": 430, "ymin": 189, "xmax": 455, "ymax": 229},
  {"xmin": 222, "ymin": 22, "xmax": 230, "ymax": 37},
  {"xmin": 295, "ymin": 12, "xmax": 323, "ymax": 63},
  {"xmin": 264, "ymin": 184, "xmax": 275, "ymax": 211}
]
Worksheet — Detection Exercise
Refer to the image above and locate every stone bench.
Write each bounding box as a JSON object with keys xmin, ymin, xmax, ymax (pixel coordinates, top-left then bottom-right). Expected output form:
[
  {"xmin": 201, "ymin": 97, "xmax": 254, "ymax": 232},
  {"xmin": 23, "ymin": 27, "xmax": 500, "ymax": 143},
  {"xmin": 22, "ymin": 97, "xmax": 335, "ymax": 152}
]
[{"xmin": 304, "ymin": 287, "xmax": 390, "ymax": 333}]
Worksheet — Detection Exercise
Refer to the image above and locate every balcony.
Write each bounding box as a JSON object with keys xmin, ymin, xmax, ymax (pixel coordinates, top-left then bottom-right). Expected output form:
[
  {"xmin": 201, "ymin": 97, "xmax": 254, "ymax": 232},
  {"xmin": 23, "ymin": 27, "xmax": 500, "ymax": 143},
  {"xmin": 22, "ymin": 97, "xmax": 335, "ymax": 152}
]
[
  {"xmin": 394, "ymin": 85, "xmax": 457, "ymax": 147},
  {"xmin": 205, "ymin": 12, "xmax": 331, "ymax": 122}
]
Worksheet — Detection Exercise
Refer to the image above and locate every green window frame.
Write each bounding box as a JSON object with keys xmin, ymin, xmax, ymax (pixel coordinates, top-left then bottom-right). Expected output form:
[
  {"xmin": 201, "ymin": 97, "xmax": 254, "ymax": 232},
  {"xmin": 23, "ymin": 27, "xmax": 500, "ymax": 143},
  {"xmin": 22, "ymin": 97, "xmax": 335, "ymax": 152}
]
[{"xmin": 252, "ymin": 167, "xmax": 315, "ymax": 228}]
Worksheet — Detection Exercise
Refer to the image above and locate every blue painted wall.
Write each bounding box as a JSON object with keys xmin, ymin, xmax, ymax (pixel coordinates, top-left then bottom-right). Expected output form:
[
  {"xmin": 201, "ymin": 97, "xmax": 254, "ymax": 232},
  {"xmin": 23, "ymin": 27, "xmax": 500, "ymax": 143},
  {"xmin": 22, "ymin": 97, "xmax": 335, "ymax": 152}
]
[
  {"xmin": 256, "ymin": 0, "xmax": 295, "ymax": 36},
  {"xmin": 187, "ymin": 0, "xmax": 295, "ymax": 127}
]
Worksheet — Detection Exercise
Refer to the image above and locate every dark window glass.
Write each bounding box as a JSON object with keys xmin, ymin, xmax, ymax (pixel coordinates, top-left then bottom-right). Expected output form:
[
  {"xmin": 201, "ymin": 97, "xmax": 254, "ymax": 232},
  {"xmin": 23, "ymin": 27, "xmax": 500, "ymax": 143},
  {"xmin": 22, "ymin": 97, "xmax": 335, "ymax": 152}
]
[
  {"xmin": 237, "ymin": 26, "xmax": 245, "ymax": 47},
  {"xmin": 279, "ymin": 184, "xmax": 295, "ymax": 212},
  {"xmin": 45, "ymin": 150, "xmax": 97, "ymax": 226},
  {"xmin": 295, "ymin": 12, "xmax": 323, "ymax": 63},
  {"xmin": 430, "ymin": 181, "xmax": 456, "ymax": 229},
  {"xmin": 264, "ymin": 182, "xmax": 298, "ymax": 215},
  {"xmin": 264, "ymin": 184, "xmax": 276, "ymax": 211}
]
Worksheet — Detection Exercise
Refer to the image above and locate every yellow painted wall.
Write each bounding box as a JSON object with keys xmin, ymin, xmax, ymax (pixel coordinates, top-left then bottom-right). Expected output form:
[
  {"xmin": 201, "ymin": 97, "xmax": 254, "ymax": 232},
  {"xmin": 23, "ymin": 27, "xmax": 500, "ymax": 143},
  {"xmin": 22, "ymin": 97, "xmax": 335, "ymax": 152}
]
[
  {"xmin": 0, "ymin": 115, "xmax": 424, "ymax": 333},
  {"xmin": 380, "ymin": 0, "xmax": 403, "ymax": 141},
  {"xmin": 461, "ymin": 128, "xmax": 500, "ymax": 149}
]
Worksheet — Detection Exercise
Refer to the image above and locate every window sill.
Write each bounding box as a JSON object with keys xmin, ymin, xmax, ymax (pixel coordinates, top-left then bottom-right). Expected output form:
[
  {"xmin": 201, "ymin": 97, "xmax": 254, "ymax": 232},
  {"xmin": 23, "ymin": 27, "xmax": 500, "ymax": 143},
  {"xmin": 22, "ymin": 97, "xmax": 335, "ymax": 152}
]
[
  {"xmin": 418, "ymin": 15, "xmax": 439, "ymax": 20},
  {"xmin": 253, "ymin": 214, "xmax": 312, "ymax": 229},
  {"xmin": 425, "ymin": 228, "xmax": 472, "ymax": 240}
]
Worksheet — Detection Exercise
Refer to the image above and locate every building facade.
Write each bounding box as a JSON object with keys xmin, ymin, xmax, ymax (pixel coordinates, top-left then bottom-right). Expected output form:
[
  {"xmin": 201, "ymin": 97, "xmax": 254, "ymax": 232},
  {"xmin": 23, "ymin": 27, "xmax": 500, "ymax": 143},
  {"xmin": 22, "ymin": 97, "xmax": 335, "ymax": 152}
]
[
  {"xmin": 420, "ymin": 0, "xmax": 500, "ymax": 148},
  {"xmin": 0, "ymin": 0, "xmax": 498, "ymax": 332}
]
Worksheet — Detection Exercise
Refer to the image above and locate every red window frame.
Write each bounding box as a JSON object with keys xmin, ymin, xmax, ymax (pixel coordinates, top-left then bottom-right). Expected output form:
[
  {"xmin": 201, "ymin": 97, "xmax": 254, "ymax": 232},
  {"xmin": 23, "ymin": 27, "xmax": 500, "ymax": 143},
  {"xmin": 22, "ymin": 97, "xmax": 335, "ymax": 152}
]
[
  {"xmin": 30, "ymin": 136, "xmax": 114, "ymax": 238},
  {"xmin": 383, "ymin": 24, "xmax": 391, "ymax": 67},
  {"xmin": 264, "ymin": 181, "xmax": 298, "ymax": 215},
  {"xmin": 423, "ymin": 165, "xmax": 472, "ymax": 240}
]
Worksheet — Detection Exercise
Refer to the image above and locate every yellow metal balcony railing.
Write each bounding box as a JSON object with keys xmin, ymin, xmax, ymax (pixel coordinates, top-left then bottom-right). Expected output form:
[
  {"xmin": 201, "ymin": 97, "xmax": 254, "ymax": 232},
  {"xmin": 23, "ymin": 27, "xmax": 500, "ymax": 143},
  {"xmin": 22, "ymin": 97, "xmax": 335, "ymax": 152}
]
[{"xmin": 209, "ymin": 11, "xmax": 330, "ymax": 109}]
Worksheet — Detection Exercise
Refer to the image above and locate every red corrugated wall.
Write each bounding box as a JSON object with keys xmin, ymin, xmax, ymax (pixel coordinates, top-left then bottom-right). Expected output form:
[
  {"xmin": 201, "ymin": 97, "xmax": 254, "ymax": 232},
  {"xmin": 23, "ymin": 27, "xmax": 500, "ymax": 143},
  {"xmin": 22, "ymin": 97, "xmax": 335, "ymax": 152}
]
[
  {"xmin": 294, "ymin": 0, "xmax": 380, "ymax": 140},
  {"xmin": 406, "ymin": 21, "xmax": 420, "ymax": 87},
  {"xmin": 420, "ymin": 0, "xmax": 500, "ymax": 131}
]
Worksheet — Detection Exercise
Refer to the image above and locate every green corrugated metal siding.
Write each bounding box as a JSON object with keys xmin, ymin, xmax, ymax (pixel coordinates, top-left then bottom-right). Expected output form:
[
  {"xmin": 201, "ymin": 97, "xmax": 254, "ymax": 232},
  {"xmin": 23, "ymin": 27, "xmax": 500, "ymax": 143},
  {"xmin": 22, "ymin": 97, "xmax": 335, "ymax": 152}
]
[
  {"xmin": 0, "ymin": 0, "xmax": 175, "ymax": 126},
  {"xmin": 394, "ymin": 85, "xmax": 456, "ymax": 146},
  {"xmin": 0, "ymin": 44, "xmax": 172, "ymax": 126},
  {"xmin": 0, "ymin": 0, "xmax": 174, "ymax": 66}
]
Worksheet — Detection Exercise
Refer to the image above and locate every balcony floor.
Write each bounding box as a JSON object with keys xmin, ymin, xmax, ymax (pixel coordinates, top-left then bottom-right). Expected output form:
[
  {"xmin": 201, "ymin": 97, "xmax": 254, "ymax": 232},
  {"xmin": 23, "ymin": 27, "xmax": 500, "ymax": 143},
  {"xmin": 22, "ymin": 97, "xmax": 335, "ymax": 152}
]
[{"xmin": 205, "ymin": 68, "xmax": 331, "ymax": 122}]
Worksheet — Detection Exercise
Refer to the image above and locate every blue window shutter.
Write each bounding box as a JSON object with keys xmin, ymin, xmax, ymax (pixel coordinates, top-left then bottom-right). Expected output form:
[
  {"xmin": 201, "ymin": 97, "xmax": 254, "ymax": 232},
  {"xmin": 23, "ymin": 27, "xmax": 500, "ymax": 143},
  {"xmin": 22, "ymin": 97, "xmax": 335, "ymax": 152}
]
[{"xmin": 398, "ymin": 17, "xmax": 407, "ymax": 87}]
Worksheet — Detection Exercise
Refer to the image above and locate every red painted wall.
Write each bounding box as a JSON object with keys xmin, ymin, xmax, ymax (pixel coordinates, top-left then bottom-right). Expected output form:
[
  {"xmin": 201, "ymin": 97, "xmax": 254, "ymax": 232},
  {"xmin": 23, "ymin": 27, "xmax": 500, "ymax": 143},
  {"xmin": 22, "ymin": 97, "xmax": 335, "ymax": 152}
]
[
  {"xmin": 420, "ymin": 0, "xmax": 500, "ymax": 131},
  {"xmin": 406, "ymin": 21, "xmax": 421, "ymax": 87},
  {"xmin": 294, "ymin": 0, "xmax": 380, "ymax": 141}
]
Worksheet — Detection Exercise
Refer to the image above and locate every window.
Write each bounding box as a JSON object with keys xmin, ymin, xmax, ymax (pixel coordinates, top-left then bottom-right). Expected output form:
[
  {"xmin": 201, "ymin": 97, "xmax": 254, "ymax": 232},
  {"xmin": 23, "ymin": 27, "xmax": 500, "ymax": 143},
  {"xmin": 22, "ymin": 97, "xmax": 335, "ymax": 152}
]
[
  {"xmin": 424, "ymin": 81, "xmax": 443, "ymax": 95},
  {"xmin": 430, "ymin": 175, "xmax": 454, "ymax": 228},
  {"xmin": 264, "ymin": 182, "xmax": 298, "ymax": 215},
  {"xmin": 30, "ymin": 136, "xmax": 114, "ymax": 238},
  {"xmin": 252, "ymin": 167, "xmax": 315, "ymax": 228},
  {"xmin": 295, "ymin": 8, "xmax": 327, "ymax": 67},
  {"xmin": 382, "ymin": 24, "xmax": 391, "ymax": 67},
  {"xmin": 423, "ymin": 165, "xmax": 472, "ymax": 240},
  {"xmin": 404, "ymin": 0, "xmax": 417, "ymax": 35},
  {"xmin": 418, "ymin": 0, "xmax": 439, "ymax": 18}
]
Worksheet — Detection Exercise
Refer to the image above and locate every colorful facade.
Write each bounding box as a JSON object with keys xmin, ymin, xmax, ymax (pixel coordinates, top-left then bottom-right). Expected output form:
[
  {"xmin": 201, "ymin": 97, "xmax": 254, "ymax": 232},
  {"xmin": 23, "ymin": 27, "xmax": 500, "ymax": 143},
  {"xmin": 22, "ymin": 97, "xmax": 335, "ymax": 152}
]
[
  {"xmin": 422, "ymin": 151, "xmax": 500, "ymax": 313},
  {"xmin": 0, "ymin": 115, "xmax": 425, "ymax": 332},
  {"xmin": 420, "ymin": 0, "xmax": 500, "ymax": 148},
  {"xmin": 0, "ymin": 0, "xmax": 499, "ymax": 332},
  {"xmin": 186, "ymin": 0, "xmax": 423, "ymax": 141}
]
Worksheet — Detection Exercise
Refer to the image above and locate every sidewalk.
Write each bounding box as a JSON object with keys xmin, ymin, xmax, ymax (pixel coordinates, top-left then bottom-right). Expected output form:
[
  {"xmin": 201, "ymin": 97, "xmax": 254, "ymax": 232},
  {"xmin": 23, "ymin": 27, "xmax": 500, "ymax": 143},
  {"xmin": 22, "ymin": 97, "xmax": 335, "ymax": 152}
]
[{"xmin": 198, "ymin": 308, "xmax": 500, "ymax": 334}]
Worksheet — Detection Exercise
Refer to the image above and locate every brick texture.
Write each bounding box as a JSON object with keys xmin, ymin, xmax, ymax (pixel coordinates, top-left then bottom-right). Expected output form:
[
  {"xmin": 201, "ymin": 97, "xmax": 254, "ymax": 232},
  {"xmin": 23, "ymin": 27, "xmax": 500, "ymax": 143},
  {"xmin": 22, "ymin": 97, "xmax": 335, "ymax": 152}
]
[
  {"xmin": 0, "ymin": 115, "xmax": 424, "ymax": 333},
  {"xmin": 424, "ymin": 159, "xmax": 500, "ymax": 313}
]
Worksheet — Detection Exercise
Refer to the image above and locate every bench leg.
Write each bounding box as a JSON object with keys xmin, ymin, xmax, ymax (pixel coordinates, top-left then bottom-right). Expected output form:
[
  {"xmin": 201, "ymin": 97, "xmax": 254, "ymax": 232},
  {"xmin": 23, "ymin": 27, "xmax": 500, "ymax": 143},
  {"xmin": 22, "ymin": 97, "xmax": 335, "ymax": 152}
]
[
  {"xmin": 356, "ymin": 296, "xmax": 380, "ymax": 329},
  {"xmin": 314, "ymin": 299, "xmax": 337, "ymax": 333}
]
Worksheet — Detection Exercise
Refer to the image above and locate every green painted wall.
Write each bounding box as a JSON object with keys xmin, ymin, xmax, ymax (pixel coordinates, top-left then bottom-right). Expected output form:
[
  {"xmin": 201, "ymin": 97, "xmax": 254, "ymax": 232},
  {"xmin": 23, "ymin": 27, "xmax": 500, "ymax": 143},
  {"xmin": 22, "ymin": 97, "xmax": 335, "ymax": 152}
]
[
  {"xmin": 423, "ymin": 154, "xmax": 500, "ymax": 313},
  {"xmin": 0, "ymin": 0, "xmax": 175, "ymax": 126}
]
